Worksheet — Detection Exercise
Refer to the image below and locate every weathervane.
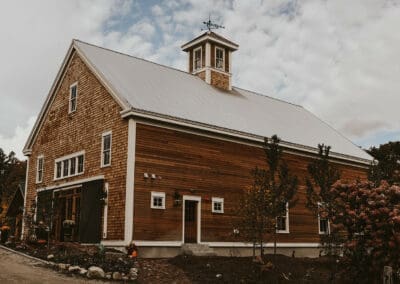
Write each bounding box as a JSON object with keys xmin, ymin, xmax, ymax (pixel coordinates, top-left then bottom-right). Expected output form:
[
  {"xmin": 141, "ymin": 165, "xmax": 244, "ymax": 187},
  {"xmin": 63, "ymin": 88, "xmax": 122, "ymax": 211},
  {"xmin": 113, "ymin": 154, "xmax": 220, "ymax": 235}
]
[{"xmin": 202, "ymin": 15, "xmax": 225, "ymax": 31}]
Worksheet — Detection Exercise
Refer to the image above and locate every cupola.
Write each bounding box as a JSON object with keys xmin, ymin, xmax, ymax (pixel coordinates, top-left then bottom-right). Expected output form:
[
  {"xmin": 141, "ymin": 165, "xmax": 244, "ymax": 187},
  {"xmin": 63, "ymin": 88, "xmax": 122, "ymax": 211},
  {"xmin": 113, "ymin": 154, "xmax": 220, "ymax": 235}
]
[{"xmin": 181, "ymin": 31, "xmax": 239, "ymax": 91}]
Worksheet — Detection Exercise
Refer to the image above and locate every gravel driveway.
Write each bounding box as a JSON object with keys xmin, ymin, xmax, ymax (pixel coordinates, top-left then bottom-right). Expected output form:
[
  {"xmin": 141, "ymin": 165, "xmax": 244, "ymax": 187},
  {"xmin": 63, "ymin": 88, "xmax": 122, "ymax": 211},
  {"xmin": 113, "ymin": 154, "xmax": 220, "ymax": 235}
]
[{"xmin": 0, "ymin": 246, "xmax": 106, "ymax": 283}]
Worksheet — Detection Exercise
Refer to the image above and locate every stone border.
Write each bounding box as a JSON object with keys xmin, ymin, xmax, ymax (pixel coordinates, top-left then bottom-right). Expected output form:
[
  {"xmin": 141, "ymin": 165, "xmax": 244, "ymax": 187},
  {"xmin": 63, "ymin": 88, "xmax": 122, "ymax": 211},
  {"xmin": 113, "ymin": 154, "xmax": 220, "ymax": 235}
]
[{"xmin": 0, "ymin": 244, "xmax": 138, "ymax": 281}]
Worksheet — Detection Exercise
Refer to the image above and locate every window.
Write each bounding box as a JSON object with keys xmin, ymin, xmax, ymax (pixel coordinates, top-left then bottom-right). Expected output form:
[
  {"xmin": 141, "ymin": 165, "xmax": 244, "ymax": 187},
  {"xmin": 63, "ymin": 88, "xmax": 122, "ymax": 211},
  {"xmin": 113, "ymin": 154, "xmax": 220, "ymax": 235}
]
[
  {"xmin": 54, "ymin": 151, "xmax": 85, "ymax": 180},
  {"xmin": 69, "ymin": 83, "xmax": 78, "ymax": 113},
  {"xmin": 36, "ymin": 156, "xmax": 44, "ymax": 183},
  {"xmin": 318, "ymin": 202, "xmax": 330, "ymax": 235},
  {"xmin": 101, "ymin": 131, "xmax": 112, "ymax": 167},
  {"xmin": 212, "ymin": 197, "xmax": 224, "ymax": 213},
  {"xmin": 151, "ymin": 192, "xmax": 165, "ymax": 209},
  {"xmin": 215, "ymin": 47, "xmax": 225, "ymax": 70},
  {"xmin": 276, "ymin": 202, "xmax": 289, "ymax": 233},
  {"xmin": 193, "ymin": 47, "xmax": 202, "ymax": 71}
]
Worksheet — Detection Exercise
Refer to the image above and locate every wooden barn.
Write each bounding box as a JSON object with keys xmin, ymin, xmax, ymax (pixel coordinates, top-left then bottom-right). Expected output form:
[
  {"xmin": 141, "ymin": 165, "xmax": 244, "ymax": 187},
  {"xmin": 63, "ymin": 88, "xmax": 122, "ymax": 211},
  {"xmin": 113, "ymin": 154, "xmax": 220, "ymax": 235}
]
[{"xmin": 22, "ymin": 31, "xmax": 373, "ymax": 257}]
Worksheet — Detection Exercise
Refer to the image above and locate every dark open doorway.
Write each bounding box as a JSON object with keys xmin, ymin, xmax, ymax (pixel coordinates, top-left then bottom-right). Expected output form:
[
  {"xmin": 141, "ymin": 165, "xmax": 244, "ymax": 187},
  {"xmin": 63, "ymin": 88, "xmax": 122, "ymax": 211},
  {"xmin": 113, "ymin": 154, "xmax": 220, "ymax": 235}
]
[{"xmin": 184, "ymin": 200, "xmax": 198, "ymax": 243}]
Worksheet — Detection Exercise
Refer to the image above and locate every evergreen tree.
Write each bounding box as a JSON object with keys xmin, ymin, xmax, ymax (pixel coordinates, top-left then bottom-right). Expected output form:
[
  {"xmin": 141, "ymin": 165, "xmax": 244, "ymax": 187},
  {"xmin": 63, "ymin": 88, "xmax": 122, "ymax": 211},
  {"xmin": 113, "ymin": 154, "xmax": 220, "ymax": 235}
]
[
  {"xmin": 368, "ymin": 141, "xmax": 400, "ymax": 186},
  {"xmin": 306, "ymin": 144, "xmax": 341, "ymax": 255},
  {"xmin": 236, "ymin": 135, "xmax": 298, "ymax": 257}
]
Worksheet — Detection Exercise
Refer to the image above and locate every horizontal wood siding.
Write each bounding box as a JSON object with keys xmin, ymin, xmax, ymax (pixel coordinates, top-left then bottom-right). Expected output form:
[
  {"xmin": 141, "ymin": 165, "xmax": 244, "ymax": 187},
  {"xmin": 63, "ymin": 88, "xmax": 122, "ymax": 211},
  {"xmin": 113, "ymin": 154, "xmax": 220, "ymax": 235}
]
[{"xmin": 133, "ymin": 123, "xmax": 367, "ymax": 243}]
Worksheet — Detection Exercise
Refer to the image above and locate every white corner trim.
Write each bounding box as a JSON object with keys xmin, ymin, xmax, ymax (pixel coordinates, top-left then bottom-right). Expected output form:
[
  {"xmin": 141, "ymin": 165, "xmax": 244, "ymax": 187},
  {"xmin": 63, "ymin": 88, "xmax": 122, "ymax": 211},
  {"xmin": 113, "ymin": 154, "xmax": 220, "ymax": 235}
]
[
  {"xmin": 182, "ymin": 195, "xmax": 202, "ymax": 244},
  {"xmin": 21, "ymin": 157, "xmax": 30, "ymax": 239},
  {"xmin": 36, "ymin": 175, "xmax": 104, "ymax": 192},
  {"xmin": 124, "ymin": 119, "xmax": 136, "ymax": 243}
]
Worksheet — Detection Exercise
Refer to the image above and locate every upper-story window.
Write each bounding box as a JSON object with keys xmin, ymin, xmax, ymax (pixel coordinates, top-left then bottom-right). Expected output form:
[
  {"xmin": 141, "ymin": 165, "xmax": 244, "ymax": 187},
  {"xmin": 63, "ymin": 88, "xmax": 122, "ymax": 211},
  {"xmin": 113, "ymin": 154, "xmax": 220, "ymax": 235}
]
[
  {"xmin": 36, "ymin": 155, "xmax": 44, "ymax": 183},
  {"xmin": 54, "ymin": 151, "xmax": 84, "ymax": 180},
  {"xmin": 69, "ymin": 82, "xmax": 78, "ymax": 113},
  {"xmin": 193, "ymin": 47, "xmax": 202, "ymax": 71},
  {"xmin": 215, "ymin": 47, "xmax": 225, "ymax": 70},
  {"xmin": 101, "ymin": 131, "xmax": 112, "ymax": 167},
  {"xmin": 276, "ymin": 202, "xmax": 289, "ymax": 233}
]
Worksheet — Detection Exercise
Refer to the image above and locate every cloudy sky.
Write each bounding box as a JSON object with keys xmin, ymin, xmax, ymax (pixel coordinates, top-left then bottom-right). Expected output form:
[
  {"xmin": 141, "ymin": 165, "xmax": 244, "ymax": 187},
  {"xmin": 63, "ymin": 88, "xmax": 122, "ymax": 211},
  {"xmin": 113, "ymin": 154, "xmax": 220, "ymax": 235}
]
[{"xmin": 1, "ymin": 0, "xmax": 399, "ymax": 158}]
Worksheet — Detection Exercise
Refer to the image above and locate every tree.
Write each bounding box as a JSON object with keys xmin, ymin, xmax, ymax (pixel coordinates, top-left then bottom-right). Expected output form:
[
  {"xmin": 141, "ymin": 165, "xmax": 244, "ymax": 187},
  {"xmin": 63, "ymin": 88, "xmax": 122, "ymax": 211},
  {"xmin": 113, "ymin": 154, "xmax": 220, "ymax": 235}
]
[
  {"xmin": 305, "ymin": 144, "xmax": 342, "ymax": 255},
  {"xmin": 236, "ymin": 135, "xmax": 298, "ymax": 257},
  {"xmin": 329, "ymin": 180, "xmax": 400, "ymax": 281},
  {"xmin": 368, "ymin": 141, "xmax": 400, "ymax": 186},
  {"xmin": 0, "ymin": 148, "xmax": 26, "ymax": 216}
]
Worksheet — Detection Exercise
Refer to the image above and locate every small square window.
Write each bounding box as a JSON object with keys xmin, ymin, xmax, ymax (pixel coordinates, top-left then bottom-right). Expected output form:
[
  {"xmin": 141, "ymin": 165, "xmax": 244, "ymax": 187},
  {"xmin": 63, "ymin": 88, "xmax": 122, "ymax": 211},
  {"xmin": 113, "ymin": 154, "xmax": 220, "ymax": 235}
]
[
  {"xmin": 212, "ymin": 197, "xmax": 224, "ymax": 213},
  {"xmin": 69, "ymin": 83, "xmax": 78, "ymax": 113},
  {"xmin": 151, "ymin": 192, "xmax": 165, "ymax": 209}
]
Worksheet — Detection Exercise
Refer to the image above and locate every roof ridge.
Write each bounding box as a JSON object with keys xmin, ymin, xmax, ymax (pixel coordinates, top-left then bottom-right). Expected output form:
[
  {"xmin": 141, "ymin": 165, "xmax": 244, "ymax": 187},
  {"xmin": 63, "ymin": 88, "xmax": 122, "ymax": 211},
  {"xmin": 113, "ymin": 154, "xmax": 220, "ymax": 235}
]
[
  {"xmin": 232, "ymin": 86, "xmax": 303, "ymax": 108},
  {"xmin": 73, "ymin": 39, "xmax": 195, "ymax": 77},
  {"xmin": 73, "ymin": 39, "xmax": 302, "ymax": 109}
]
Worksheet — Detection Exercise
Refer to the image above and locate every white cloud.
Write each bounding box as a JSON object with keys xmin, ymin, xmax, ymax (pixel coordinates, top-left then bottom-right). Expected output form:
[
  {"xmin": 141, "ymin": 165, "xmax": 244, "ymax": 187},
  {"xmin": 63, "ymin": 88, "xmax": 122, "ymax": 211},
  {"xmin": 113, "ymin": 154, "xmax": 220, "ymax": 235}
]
[
  {"xmin": 0, "ymin": 117, "xmax": 36, "ymax": 158},
  {"xmin": 1, "ymin": 0, "xmax": 400, "ymax": 159}
]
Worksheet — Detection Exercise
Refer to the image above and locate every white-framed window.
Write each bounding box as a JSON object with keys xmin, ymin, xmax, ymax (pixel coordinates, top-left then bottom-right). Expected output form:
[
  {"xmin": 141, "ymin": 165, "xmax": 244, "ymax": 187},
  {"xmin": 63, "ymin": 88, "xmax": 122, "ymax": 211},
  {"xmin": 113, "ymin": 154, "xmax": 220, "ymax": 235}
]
[
  {"xmin": 69, "ymin": 82, "xmax": 78, "ymax": 113},
  {"xmin": 318, "ymin": 202, "xmax": 330, "ymax": 235},
  {"xmin": 212, "ymin": 197, "xmax": 224, "ymax": 213},
  {"xmin": 36, "ymin": 155, "xmax": 44, "ymax": 183},
  {"xmin": 215, "ymin": 47, "xmax": 225, "ymax": 70},
  {"xmin": 193, "ymin": 46, "xmax": 202, "ymax": 71},
  {"xmin": 101, "ymin": 131, "xmax": 112, "ymax": 167},
  {"xmin": 276, "ymin": 202, "xmax": 289, "ymax": 233},
  {"xmin": 151, "ymin": 192, "xmax": 166, "ymax": 209},
  {"xmin": 54, "ymin": 151, "xmax": 85, "ymax": 180}
]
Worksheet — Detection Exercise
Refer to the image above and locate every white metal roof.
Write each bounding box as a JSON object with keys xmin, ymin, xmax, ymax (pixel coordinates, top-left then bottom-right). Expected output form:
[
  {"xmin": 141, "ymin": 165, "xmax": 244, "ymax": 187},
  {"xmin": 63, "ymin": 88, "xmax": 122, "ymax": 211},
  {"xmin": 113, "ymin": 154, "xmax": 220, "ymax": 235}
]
[{"xmin": 73, "ymin": 40, "xmax": 372, "ymax": 163}]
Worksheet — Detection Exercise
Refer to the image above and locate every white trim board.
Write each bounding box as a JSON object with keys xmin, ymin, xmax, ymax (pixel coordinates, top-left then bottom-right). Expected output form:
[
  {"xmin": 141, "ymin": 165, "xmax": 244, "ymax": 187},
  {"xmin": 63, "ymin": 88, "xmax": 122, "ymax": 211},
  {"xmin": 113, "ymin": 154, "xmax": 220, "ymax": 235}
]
[
  {"xmin": 100, "ymin": 240, "xmax": 320, "ymax": 248},
  {"xmin": 124, "ymin": 119, "xmax": 136, "ymax": 244},
  {"xmin": 36, "ymin": 175, "xmax": 104, "ymax": 192}
]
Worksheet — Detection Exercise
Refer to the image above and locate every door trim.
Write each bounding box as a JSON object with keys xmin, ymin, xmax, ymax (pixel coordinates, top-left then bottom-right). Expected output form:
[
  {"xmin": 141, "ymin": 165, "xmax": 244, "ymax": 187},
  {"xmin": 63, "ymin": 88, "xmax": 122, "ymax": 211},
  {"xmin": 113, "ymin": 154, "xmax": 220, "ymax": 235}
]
[{"xmin": 182, "ymin": 195, "xmax": 201, "ymax": 244}]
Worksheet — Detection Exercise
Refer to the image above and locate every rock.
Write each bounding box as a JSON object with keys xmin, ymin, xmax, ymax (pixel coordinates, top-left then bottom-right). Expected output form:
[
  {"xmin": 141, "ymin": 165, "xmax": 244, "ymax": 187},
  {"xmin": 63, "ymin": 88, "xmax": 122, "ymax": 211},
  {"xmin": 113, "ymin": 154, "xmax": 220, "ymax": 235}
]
[
  {"xmin": 129, "ymin": 267, "xmax": 139, "ymax": 276},
  {"xmin": 79, "ymin": 268, "xmax": 88, "ymax": 276},
  {"xmin": 68, "ymin": 266, "xmax": 80, "ymax": 273},
  {"xmin": 112, "ymin": 272, "xmax": 122, "ymax": 280},
  {"xmin": 47, "ymin": 254, "xmax": 54, "ymax": 260},
  {"xmin": 87, "ymin": 266, "xmax": 105, "ymax": 279},
  {"xmin": 57, "ymin": 263, "xmax": 69, "ymax": 271},
  {"xmin": 260, "ymin": 261, "xmax": 274, "ymax": 272},
  {"xmin": 216, "ymin": 273, "xmax": 223, "ymax": 279},
  {"xmin": 105, "ymin": 273, "xmax": 112, "ymax": 280},
  {"xmin": 206, "ymin": 263, "xmax": 211, "ymax": 268},
  {"xmin": 122, "ymin": 276, "xmax": 129, "ymax": 280},
  {"xmin": 253, "ymin": 255, "xmax": 264, "ymax": 264}
]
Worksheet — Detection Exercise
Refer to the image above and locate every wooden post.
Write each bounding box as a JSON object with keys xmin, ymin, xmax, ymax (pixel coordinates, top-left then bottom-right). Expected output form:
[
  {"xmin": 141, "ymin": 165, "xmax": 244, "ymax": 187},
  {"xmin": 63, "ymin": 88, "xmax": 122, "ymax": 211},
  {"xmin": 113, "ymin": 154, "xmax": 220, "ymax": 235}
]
[{"xmin": 383, "ymin": 266, "xmax": 393, "ymax": 284}]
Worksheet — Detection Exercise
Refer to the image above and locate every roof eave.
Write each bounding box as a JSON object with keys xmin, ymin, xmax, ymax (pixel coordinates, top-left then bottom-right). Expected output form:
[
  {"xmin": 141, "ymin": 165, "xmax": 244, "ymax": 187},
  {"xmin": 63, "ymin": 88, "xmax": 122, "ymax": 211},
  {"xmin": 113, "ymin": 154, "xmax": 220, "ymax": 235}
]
[{"xmin": 181, "ymin": 34, "xmax": 239, "ymax": 51}]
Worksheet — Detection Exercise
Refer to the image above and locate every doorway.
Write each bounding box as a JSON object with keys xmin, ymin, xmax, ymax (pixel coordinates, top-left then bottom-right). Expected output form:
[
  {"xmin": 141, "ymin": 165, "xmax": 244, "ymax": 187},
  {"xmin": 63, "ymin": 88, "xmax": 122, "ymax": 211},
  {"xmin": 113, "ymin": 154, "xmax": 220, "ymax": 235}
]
[{"xmin": 183, "ymin": 196, "xmax": 201, "ymax": 244}]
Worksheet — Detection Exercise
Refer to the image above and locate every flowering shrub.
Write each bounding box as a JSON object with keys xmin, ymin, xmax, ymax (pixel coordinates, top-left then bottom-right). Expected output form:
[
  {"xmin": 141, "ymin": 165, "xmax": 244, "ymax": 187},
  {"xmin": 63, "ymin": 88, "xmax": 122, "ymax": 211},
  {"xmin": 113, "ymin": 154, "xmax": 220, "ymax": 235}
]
[{"xmin": 330, "ymin": 180, "xmax": 400, "ymax": 279}]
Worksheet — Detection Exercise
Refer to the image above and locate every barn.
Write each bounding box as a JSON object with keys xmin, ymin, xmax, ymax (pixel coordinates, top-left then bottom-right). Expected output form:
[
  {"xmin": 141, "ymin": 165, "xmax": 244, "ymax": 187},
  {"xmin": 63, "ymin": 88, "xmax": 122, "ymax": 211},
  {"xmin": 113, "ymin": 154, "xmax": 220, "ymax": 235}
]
[{"xmin": 22, "ymin": 31, "xmax": 372, "ymax": 257}]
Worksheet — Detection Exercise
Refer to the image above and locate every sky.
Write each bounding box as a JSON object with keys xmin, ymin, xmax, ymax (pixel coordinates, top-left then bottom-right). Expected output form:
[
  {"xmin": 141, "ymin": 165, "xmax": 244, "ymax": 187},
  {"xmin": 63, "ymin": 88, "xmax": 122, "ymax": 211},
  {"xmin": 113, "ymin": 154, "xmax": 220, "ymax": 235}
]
[{"xmin": 1, "ymin": 0, "xmax": 400, "ymax": 159}]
